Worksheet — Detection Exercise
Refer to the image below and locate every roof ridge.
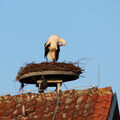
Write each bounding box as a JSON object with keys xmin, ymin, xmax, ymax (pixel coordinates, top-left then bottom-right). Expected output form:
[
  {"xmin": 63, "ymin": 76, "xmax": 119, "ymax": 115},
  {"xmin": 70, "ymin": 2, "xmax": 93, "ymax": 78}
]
[{"xmin": 0, "ymin": 86, "xmax": 112, "ymax": 98}]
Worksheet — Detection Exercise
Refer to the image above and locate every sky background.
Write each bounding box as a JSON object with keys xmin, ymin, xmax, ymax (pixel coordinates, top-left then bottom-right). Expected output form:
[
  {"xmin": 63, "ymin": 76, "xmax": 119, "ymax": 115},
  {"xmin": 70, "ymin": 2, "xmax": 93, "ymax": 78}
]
[{"xmin": 0, "ymin": 0, "xmax": 120, "ymax": 107}]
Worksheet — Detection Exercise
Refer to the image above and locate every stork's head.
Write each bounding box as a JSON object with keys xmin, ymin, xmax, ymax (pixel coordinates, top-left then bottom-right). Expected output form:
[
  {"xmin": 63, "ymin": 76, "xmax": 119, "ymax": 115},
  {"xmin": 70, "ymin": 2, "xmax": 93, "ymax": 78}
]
[{"xmin": 58, "ymin": 38, "xmax": 66, "ymax": 47}]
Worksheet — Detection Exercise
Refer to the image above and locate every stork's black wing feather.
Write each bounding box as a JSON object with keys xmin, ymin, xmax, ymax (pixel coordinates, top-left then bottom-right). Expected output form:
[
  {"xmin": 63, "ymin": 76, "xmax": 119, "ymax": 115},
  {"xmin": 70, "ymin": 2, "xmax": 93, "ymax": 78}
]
[
  {"xmin": 44, "ymin": 43, "xmax": 50, "ymax": 59},
  {"xmin": 56, "ymin": 44, "xmax": 60, "ymax": 61}
]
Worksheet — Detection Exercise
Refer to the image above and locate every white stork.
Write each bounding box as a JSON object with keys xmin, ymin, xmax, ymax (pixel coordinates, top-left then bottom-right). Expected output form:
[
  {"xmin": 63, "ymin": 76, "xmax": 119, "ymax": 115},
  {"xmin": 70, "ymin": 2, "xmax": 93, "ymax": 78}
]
[{"xmin": 44, "ymin": 35, "xmax": 66, "ymax": 62}]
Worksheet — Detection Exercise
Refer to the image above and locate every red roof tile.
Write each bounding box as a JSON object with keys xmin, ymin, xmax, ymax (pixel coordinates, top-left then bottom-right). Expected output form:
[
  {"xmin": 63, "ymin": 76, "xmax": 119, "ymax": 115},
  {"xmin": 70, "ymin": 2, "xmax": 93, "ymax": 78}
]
[{"xmin": 0, "ymin": 87, "xmax": 117, "ymax": 120}]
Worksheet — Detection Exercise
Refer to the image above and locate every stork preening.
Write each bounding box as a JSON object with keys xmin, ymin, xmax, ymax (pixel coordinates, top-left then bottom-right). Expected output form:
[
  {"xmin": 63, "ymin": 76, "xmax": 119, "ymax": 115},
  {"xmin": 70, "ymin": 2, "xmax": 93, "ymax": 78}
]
[{"xmin": 44, "ymin": 35, "xmax": 66, "ymax": 62}]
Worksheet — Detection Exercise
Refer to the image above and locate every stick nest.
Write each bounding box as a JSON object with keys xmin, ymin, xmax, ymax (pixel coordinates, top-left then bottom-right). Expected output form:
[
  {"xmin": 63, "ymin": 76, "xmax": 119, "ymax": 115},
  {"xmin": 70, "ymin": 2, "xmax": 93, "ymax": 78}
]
[{"xmin": 16, "ymin": 62, "xmax": 84, "ymax": 81}]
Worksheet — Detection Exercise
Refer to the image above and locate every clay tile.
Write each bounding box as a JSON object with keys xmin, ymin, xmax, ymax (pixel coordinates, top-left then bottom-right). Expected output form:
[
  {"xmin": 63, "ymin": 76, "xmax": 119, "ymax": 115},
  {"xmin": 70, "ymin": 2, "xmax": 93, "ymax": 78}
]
[
  {"xmin": 6, "ymin": 107, "xmax": 14, "ymax": 116},
  {"xmin": 93, "ymin": 115, "xmax": 106, "ymax": 120},
  {"xmin": 0, "ymin": 102, "xmax": 6, "ymax": 109},
  {"xmin": 87, "ymin": 108, "xmax": 94, "ymax": 115},
  {"xmin": 76, "ymin": 96, "xmax": 83, "ymax": 104},
  {"xmin": 93, "ymin": 107, "xmax": 105, "ymax": 117},
  {"xmin": 62, "ymin": 113, "xmax": 67, "ymax": 118},
  {"xmin": 87, "ymin": 115, "xmax": 93, "ymax": 120},
  {"xmin": 79, "ymin": 102, "xmax": 86, "ymax": 110},
  {"xmin": 84, "ymin": 102, "xmax": 91, "ymax": 110},
  {"xmin": 104, "ymin": 93, "xmax": 112, "ymax": 102},
  {"xmin": 26, "ymin": 106, "xmax": 35, "ymax": 114},
  {"xmin": 68, "ymin": 116, "xmax": 73, "ymax": 120},
  {"xmin": 70, "ymin": 103, "xmax": 76, "ymax": 109},
  {"xmin": 35, "ymin": 106, "xmax": 45, "ymax": 114},
  {"xmin": 10, "ymin": 101, "xmax": 16, "ymax": 108},
  {"xmin": 67, "ymin": 109, "xmax": 74, "ymax": 117},
  {"xmin": 56, "ymin": 111, "xmax": 63, "ymax": 117},
  {"xmin": 66, "ymin": 98, "xmax": 72, "ymax": 104},
  {"xmin": 82, "ymin": 94, "xmax": 88, "ymax": 101},
  {"xmin": 76, "ymin": 116, "xmax": 83, "ymax": 120},
  {"xmin": 89, "ymin": 93, "xmax": 99, "ymax": 100},
  {"xmin": 105, "ymin": 101, "xmax": 111, "ymax": 109},
  {"xmin": 72, "ymin": 96, "xmax": 78, "ymax": 102},
  {"xmin": 6, "ymin": 114, "xmax": 12, "ymax": 120},
  {"xmin": 59, "ymin": 104, "xmax": 65, "ymax": 111},
  {"xmin": 95, "ymin": 100, "xmax": 110, "ymax": 109},
  {"xmin": 61, "ymin": 98, "xmax": 66, "ymax": 104},
  {"xmin": 78, "ymin": 110, "xmax": 84, "ymax": 117},
  {"xmin": 47, "ymin": 113, "xmax": 53, "ymax": 119},
  {"xmin": 98, "ymin": 87, "xmax": 112, "ymax": 95},
  {"xmin": 56, "ymin": 116, "xmax": 63, "ymax": 120},
  {"xmin": 82, "ymin": 110, "xmax": 89, "ymax": 117},
  {"xmin": 96, "ymin": 95, "xmax": 104, "ymax": 102},
  {"xmin": 31, "ymin": 99, "xmax": 36, "ymax": 105}
]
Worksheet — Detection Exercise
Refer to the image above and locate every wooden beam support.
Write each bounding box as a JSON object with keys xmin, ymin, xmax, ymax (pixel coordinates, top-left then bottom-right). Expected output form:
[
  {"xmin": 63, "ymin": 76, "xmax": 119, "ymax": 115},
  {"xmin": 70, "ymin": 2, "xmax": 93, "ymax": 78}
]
[
  {"xmin": 57, "ymin": 82, "xmax": 61, "ymax": 94},
  {"xmin": 37, "ymin": 80, "xmax": 63, "ymax": 83},
  {"xmin": 37, "ymin": 81, "xmax": 41, "ymax": 93},
  {"xmin": 37, "ymin": 80, "xmax": 63, "ymax": 93}
]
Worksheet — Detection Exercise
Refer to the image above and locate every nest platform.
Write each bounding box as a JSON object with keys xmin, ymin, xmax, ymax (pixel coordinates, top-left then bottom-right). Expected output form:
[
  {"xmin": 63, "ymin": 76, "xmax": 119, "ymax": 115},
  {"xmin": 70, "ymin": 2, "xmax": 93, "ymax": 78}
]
[
  {"xmin": 16, "ymin": 62, "xmax": 83, "ymax": 92},
  {"xmin": 18, "ymin": 71, "xmax": 80, "ymax": 85}
]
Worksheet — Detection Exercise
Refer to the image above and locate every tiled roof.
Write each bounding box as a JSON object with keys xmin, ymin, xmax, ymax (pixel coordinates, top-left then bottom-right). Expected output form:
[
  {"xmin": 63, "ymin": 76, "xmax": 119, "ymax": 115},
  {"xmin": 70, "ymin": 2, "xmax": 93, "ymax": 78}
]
[{"xmin": 0, "ymin": 87, "xmax": 115, "ymax": 120}]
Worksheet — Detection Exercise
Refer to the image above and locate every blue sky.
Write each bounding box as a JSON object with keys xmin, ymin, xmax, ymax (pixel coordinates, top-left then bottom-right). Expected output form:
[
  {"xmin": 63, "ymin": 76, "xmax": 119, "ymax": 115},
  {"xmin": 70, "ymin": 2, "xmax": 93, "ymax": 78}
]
[{"xmin": 0, "ymin": 0, "xmax": 120, "ymax": 106}]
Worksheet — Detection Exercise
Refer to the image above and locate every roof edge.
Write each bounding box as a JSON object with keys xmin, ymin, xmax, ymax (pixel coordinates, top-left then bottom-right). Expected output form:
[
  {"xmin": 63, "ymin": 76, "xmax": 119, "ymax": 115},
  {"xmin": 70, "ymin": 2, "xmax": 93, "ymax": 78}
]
[{"xmin": 107, "ymin": 93, "xmax": 119, "ymax": 120}]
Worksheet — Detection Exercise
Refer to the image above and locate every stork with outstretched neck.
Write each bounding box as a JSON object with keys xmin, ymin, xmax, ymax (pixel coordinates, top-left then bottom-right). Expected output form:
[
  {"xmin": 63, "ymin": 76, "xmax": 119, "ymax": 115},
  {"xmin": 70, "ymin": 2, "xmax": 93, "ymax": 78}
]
[{"xmin": 44, "ymin": 35, "xmax": 66, "ymax": 62}]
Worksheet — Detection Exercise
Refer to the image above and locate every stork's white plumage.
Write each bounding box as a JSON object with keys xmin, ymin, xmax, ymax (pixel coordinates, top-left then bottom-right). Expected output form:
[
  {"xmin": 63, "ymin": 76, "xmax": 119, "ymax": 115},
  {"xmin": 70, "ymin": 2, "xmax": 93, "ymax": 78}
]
[{"xmin": 44, "ymin": 35, "xmax": 66, "ymax": 62}]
